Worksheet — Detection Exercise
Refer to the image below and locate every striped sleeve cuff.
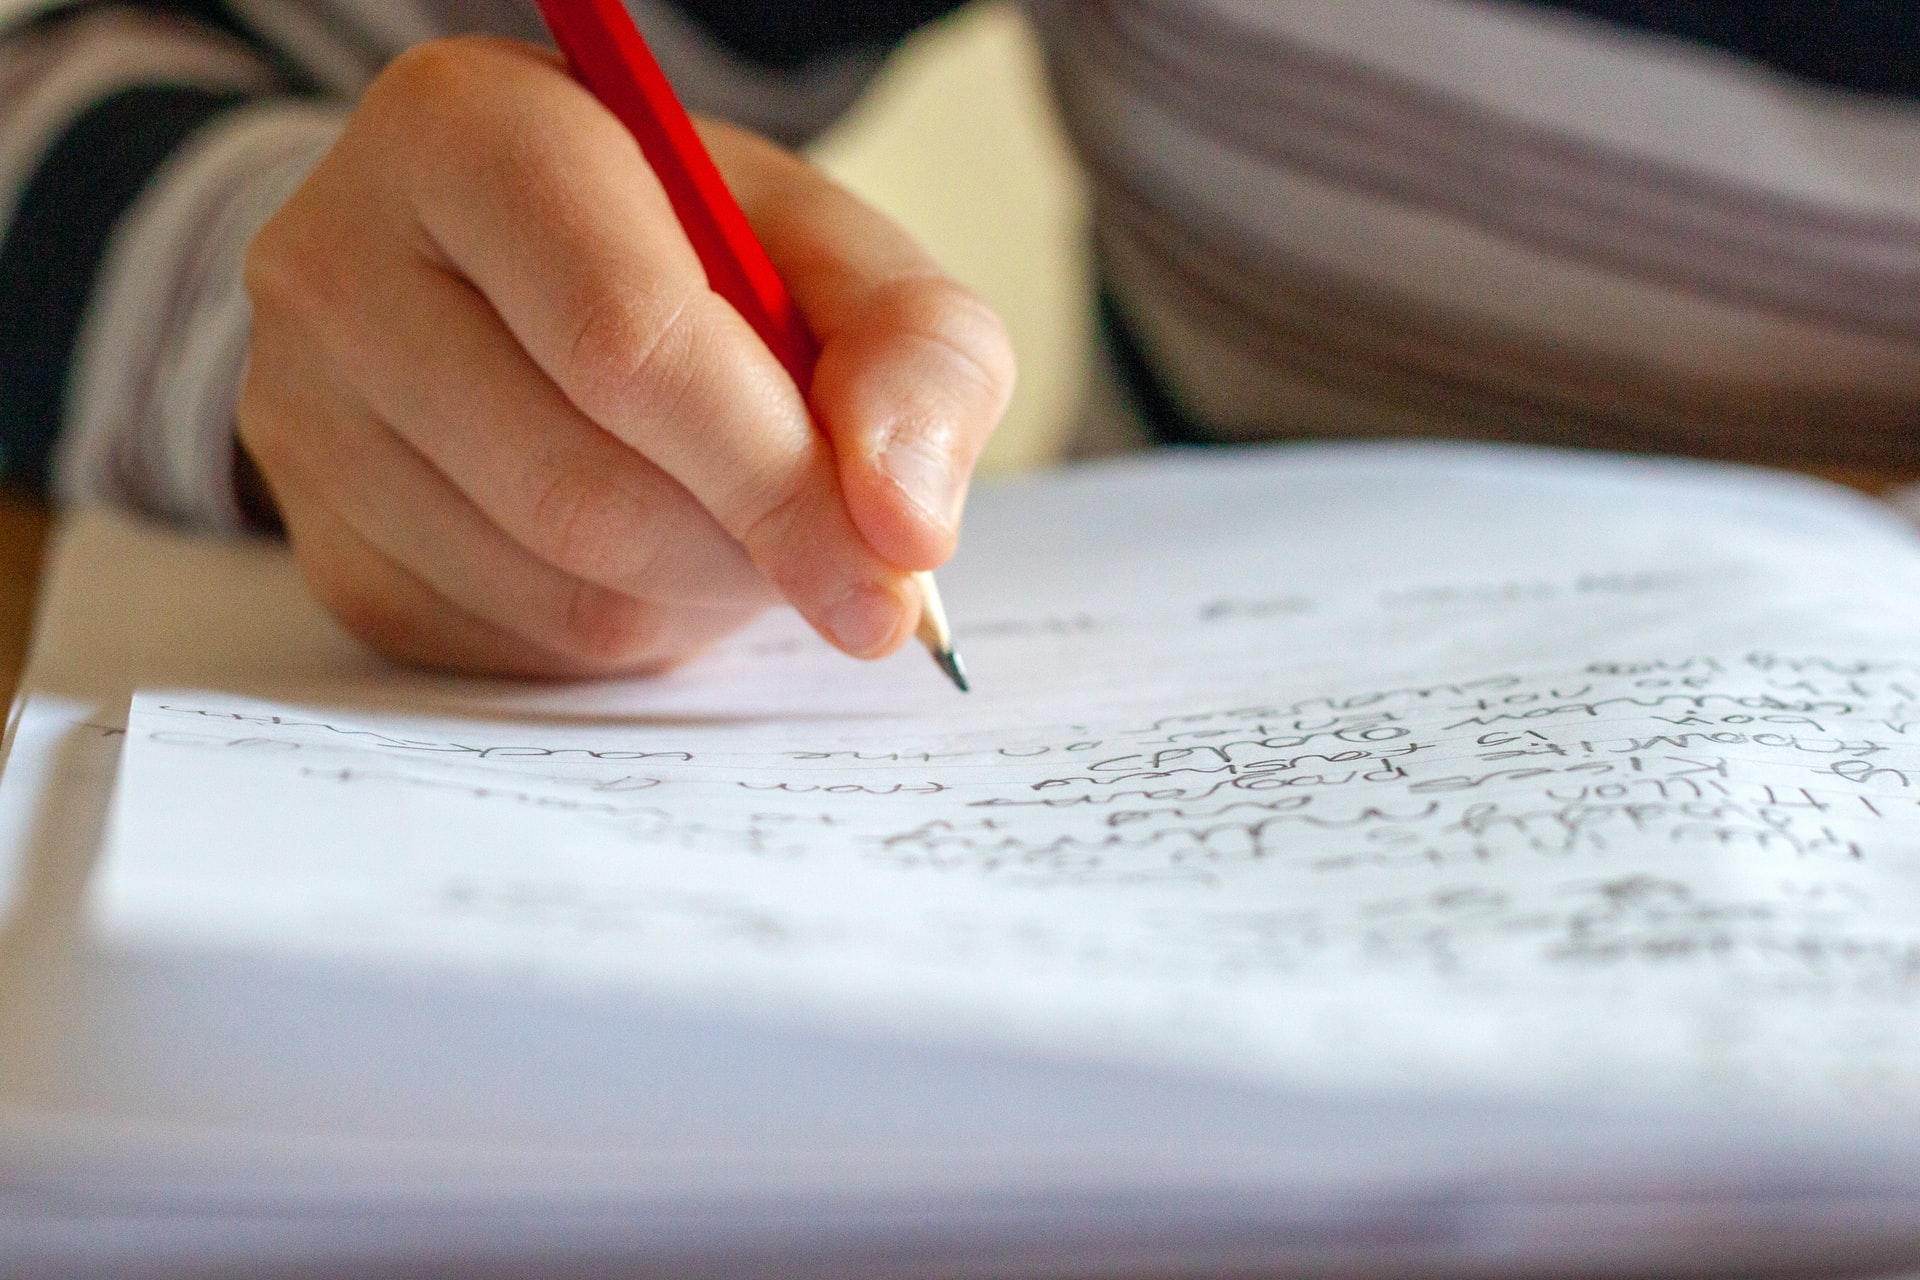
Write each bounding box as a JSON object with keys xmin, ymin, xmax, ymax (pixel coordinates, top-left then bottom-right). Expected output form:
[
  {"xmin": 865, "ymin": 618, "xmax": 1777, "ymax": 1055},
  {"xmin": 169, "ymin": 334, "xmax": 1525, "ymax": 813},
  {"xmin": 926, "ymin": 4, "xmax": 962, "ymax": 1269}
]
[
  {"xmin": 0, "ymin": 82, "xmax": 246, "ymax": 494},
  {"xmin": 0, "ymin": 6, "xmax": 286, "ymax": 508},
  {"xmin": 56, "ymin": 97, "xmax": 345, "ymax": 530}
]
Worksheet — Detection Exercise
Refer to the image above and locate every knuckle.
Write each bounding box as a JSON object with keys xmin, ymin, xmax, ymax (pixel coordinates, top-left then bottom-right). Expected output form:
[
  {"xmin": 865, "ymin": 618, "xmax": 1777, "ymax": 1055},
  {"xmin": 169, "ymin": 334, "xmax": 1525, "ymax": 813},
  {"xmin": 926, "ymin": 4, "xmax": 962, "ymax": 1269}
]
[
  {"xmin": 558, "ymin": 581, "xmax": 664, "ymax": 668},
  {"xmin": 243, "ymin": 210, "xmax": 330, "ymax": 324},
  {"xmin": 880, "ymin": 277, "xmax": 1018, "ymax": 414},
  {"xmin": 528, "ymin": 463, "xmax": 632, "ymax": 581},
  {"xmin": 733, "ymin": 467, "xmax": 814, "ymax": 567},
  {"xmin": 242, "ymin": 173, "xmax": 370, "ymax": 356},
  {"xmin": 363, "ymin": 38, "xmax": 529, "ymax": 174},
  {"xmin": 388, "ymin": 36, "xmax": 467, "ymax": 81},
  {"xmin": 560, "ymin": 287, "xmax": 701, "ymax": 426},
  {"xmin": 371, "ymin": 37, "xmax": 489, "ymax": 117}
]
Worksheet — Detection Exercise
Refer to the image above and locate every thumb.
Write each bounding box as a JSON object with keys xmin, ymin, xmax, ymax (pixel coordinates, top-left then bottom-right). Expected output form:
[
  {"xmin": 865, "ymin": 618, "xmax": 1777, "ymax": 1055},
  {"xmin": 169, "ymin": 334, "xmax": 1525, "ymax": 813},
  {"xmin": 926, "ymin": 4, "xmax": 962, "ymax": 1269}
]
[{"xmin": 706, "ymin": 120, "xmax": 1017, "ymax": 572}]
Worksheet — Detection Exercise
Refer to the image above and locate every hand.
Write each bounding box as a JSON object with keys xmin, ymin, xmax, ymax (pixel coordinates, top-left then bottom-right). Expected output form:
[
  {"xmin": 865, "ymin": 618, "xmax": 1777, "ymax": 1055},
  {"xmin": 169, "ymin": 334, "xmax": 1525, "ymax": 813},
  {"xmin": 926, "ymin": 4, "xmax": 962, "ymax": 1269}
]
[{"xmin": 238, "ymin": 36, "xmax": 1014, "ymax": 678}]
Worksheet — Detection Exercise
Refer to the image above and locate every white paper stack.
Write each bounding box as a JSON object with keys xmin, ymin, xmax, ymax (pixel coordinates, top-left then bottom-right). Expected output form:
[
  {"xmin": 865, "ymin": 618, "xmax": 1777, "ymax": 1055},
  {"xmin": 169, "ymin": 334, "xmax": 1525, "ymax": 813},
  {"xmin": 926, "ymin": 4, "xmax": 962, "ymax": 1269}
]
[{"xmin": 7, "ymin": 444, "xmax": 1920, "ymax": 1278}]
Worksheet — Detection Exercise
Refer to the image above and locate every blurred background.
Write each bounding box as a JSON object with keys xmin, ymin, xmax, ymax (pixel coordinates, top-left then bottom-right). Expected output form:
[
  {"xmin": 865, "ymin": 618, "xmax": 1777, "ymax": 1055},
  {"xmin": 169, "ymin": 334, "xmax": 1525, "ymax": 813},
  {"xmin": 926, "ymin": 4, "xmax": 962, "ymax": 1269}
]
[{"xmin": 807, "ymin": 2, "xmax": 1088, "ymax": 474}]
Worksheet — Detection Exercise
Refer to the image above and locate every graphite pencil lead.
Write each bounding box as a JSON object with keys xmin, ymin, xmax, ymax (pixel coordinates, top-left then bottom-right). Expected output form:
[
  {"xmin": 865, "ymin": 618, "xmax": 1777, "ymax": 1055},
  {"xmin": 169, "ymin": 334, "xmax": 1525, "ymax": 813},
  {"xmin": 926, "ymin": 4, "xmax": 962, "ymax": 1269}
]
[
  {"xmin": 935, "ymin": 646, "xmax": 971, "ymax": 694},
  {"xmin": 913, "ymin": 571, "xmax": 970, "ymax": 693}
]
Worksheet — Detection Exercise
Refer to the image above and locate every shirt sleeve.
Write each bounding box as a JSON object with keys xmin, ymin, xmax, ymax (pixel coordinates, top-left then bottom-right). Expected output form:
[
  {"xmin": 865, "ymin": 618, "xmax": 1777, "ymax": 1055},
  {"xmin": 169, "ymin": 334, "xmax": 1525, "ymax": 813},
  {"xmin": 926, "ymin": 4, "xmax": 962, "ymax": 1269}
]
[{"xmin": 0, "ymin": 3, "xmax": 344, "ymax": 528}]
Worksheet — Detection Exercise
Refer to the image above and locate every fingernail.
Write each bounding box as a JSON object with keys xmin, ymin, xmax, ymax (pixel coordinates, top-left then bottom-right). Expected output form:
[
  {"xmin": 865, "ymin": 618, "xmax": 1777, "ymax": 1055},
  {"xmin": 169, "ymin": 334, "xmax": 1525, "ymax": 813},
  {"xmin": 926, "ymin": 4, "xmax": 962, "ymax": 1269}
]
[
  {"xmin": 880, "ymin": 433, "xmax": 960, "ymax": 531},
  {"xmin": 826, "ymin": 583, "xmax": 904, "ymax": 657}
]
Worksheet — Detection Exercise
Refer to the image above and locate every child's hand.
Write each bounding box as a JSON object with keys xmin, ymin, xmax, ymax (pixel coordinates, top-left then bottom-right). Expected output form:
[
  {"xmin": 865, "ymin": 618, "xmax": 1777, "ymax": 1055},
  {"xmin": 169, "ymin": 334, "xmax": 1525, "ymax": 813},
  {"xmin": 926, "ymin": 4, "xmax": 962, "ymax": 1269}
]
[{"xmin": 238, "ymin": 37, "xmax": 1014, "ymax": 678}]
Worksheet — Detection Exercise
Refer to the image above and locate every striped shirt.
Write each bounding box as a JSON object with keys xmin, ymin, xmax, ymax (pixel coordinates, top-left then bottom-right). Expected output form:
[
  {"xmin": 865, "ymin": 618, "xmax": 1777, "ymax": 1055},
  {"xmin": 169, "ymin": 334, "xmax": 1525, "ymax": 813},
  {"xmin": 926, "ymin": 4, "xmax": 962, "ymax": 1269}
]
[{"xmin": 3, "ymin": 1, "xmax": 1920, "ymax": 529}]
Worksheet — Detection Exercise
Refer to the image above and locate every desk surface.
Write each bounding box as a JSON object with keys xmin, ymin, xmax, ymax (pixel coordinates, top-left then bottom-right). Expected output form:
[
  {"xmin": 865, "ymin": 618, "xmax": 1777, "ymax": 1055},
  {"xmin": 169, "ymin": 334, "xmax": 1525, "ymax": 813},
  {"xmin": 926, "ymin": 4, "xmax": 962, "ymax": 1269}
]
[{"xmin": 1, "ymin": 493, "xmax": 52, "ymax": 708}]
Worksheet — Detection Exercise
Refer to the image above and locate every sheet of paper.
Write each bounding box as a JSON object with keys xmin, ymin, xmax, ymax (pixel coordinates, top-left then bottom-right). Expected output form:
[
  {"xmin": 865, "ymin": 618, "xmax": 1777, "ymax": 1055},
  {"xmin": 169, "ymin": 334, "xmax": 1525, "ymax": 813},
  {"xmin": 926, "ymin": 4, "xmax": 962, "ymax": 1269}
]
[{"xmin": 91, "ymin": 444, "xmax": 1920, "ymax": 1110}]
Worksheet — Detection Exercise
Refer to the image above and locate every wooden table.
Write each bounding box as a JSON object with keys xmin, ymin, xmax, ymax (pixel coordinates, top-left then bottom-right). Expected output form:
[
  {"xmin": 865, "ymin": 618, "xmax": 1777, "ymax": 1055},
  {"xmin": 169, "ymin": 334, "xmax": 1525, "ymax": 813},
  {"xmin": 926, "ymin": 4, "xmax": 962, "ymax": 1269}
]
[{"xmin": 1, "ymin": 491, "xmax": 53, "ymax": 708}]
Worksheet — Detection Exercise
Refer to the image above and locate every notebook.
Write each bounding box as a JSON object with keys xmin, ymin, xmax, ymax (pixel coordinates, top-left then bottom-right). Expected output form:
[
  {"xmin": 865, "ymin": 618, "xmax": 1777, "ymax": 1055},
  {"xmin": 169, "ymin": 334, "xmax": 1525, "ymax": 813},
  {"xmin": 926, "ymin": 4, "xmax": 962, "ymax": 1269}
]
[{"xmin": 6, "ymin": 442, "xmax": 1920, "ymax": 1278}]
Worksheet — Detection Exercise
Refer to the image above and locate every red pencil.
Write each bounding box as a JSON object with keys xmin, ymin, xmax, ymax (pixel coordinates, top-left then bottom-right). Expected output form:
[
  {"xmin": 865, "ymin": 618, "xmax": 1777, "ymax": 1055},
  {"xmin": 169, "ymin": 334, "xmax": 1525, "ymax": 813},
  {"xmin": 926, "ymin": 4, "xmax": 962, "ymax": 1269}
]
[{"xmin": 530, "ymin": 0, "xmax": 969, "ymax": 691}]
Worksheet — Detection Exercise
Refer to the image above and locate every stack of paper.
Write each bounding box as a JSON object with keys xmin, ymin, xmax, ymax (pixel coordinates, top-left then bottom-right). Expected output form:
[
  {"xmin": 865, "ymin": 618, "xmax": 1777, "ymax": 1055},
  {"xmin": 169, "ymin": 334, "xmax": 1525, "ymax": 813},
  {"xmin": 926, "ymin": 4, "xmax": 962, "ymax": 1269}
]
[{"xmin": 6, "ymin": 443, "xmax": 1920, "ymax": 1277}]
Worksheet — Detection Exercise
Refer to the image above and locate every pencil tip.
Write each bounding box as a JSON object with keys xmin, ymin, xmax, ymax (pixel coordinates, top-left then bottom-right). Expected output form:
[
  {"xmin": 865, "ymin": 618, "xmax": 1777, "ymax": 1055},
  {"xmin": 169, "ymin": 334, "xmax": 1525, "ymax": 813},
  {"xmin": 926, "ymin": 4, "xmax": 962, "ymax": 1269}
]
[{"xmin": 935, "ymin": 647, "xmax": 970, "ymax": 693}]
